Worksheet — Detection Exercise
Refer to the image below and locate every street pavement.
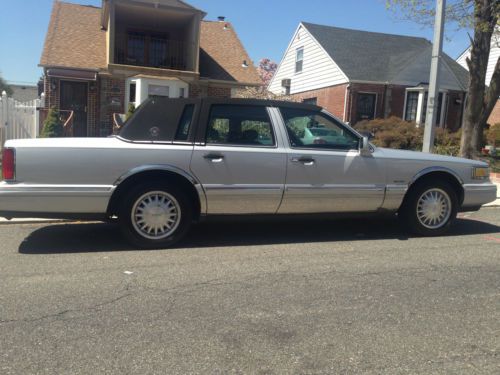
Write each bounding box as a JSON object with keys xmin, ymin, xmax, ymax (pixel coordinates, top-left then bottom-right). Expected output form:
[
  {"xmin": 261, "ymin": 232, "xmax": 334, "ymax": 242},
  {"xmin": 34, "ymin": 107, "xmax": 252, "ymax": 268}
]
[{"xmin": 0, "ymin": 209, "xmax": 499, "ymax": 374}]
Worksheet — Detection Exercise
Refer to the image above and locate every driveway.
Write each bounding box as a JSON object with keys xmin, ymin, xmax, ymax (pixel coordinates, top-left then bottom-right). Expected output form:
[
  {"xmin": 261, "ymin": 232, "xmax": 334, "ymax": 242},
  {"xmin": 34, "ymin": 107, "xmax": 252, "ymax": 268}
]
[{"xmin": 1, "ymin": 209, "xmax": 499, "ymax": 374}]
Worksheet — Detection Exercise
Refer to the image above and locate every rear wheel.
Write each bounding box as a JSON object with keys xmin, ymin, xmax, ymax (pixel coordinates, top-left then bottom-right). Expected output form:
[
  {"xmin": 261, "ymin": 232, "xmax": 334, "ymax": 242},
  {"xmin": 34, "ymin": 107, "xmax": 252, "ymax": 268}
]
[
  {"xmin": 119, "ymin": 184, "xmax": 192, "ymax": 249},
  {"xmin": 400, "ymin": 181, "xmax": 458, "ymax": 236}
]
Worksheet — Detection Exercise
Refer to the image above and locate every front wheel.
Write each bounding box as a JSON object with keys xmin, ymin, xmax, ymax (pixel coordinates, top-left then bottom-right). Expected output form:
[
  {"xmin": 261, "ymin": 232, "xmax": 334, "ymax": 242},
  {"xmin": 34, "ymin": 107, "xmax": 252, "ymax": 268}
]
[
  {"xmin": 119, "ymin": 184, "xmax": 192, "ymax": 249},
  {"xmin": 400, "ymin": 181, "xmax": 458, "ymax": 236}
]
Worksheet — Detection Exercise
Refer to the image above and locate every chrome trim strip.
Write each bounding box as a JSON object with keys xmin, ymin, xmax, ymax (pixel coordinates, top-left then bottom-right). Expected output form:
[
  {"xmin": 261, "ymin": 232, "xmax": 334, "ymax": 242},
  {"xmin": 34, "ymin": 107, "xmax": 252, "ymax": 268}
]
[
  {"xmin": 204, "ymin": 184, "xmax": 282, "ymax": 191},
  {"xmin": 0, "ymin": 183, "xmax": 114, "ymax": 194},
  {"xmin": 410, "ymin": 166, "xmax": 464, "ymax": 186},
  {"xmin": 285, "ymin": 184, "xmax": 385, "ymax": 191}
]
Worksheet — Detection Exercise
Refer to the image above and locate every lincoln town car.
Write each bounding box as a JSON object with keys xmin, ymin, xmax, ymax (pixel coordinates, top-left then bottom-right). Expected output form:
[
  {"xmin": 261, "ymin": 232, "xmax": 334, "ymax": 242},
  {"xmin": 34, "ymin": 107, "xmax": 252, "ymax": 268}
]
[{"xmin": 0, "ymin": 98, "xmax": 496, "ymax": 248}]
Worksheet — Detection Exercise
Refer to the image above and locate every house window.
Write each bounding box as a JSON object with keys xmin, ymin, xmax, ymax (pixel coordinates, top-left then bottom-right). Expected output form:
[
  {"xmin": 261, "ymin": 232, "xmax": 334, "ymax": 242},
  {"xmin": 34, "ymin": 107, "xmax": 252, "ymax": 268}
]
[
  {"xmin": 127, "ymin": 33, "xmax": 146, "ymax": 64},
  {"xmin": 303, "ymin": 97, "xmax": 317, "ymax": 105},
  {"xmin": 179, "ymin": 87, "xmax": 186, "ymax": 98},
  {"xmin": 148, "ymin": 85, "xmax": 169, "ymax": 98},
  {"xmin": 150, "ymin": 35, "xmax": 168, "ymax": 67},
  {"xmin": 295, "ymin": 48, "xmax": 304, "ymax": 73},
  {"xmin": 129, "ymin": 83, "xmax": 136, "ymax": 104},
  {"xmin": 421, "ymin": 92, "xmax": 444, "ymax": 126},
  {"xmin": 404, "ymin": 91, "xmax": 419, "ymax": 121}
]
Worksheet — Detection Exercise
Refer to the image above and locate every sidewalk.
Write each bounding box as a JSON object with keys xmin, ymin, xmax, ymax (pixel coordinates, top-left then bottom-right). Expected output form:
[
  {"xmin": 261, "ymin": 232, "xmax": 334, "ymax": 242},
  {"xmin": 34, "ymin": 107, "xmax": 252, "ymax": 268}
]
[{"xmin": 484, "ymin": 179, "xmax": 500, "ymax": 207}]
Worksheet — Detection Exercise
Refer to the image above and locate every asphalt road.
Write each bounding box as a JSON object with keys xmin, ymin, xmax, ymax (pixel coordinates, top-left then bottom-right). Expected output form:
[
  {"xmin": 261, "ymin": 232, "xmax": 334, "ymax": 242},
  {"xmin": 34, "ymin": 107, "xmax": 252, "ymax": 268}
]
[{"xmin": 1, "ymin": 209, "xmax": 499, "ymax": 375}]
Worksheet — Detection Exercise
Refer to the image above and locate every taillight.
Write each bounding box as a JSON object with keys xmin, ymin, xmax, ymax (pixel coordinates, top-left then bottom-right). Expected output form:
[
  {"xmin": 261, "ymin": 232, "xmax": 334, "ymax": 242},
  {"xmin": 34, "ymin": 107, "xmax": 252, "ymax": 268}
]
[{"xmin": 2, "ymin": 148, "xmax": 15, "ymax": 181}]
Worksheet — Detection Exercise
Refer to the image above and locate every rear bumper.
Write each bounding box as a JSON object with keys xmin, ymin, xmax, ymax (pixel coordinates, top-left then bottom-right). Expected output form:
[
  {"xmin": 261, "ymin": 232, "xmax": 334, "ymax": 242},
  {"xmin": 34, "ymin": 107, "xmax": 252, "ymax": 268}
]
[
  {"xmin": 462, "ymin": 183, "xmax": 497, "ymax": 209},
  {"xmin": 0, "ymin": 182, "xmax": 114, "ymax": 218}
]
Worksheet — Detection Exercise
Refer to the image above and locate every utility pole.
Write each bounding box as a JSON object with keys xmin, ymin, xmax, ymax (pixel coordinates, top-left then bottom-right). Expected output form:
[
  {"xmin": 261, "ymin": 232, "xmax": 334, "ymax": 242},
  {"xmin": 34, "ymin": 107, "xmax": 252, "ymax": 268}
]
[{"xmin": 422, "ymin": 0, "xmax": 446, "ymax": 153}]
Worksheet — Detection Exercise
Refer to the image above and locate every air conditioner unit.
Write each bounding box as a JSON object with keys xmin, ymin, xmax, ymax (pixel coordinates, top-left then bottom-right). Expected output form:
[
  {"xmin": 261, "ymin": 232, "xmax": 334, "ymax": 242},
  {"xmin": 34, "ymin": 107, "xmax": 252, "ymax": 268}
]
[{"xmin": 281, "ymin": 79, "xmax": 291, "ymax": 88}]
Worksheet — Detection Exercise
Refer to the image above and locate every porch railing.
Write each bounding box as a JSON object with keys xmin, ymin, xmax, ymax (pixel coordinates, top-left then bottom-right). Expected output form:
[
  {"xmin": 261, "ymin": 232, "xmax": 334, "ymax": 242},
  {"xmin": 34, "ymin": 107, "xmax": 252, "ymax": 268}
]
[
  {"xmin": 38, "ymin": 109, "xmax": 74, "ymax": 137},
  {"xmin": 114, "ymin": 36, "xmax": 188, "ymax": 71}
]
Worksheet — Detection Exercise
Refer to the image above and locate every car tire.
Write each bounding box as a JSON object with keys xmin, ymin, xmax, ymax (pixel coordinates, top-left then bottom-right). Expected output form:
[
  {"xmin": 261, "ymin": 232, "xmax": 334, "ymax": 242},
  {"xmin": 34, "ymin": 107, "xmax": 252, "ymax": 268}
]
[
  {"xmin": 400, "ymin": 180, "xmax": 458, "ymax": 236},
  {"xmin": 118, "ymin": 183, "xmax": 192, "ymax": 249}
]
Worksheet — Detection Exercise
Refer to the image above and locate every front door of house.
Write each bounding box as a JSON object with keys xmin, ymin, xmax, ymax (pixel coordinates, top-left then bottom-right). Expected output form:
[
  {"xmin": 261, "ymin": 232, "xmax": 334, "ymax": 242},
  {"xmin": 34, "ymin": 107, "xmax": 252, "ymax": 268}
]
[
  {"xmin": 356, "ymin": 93, "xmax": 376, "ymax": 122},
  {"xmin": 60, "ymin": 81, "xmax": 88, "ymax": 137}
]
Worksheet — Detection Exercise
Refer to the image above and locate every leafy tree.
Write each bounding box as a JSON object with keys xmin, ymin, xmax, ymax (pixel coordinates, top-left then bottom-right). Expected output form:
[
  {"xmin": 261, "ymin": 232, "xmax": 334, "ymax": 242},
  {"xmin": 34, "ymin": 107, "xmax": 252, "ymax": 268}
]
[
  {"xmin": 386, "ymin": 0, "xmax": 500, "ymax": 158},
  {"xmin": 257, "ymin": 58, "xmax": 278, "ymax": 86},
  {"xmin": 41, "ymin": 107, "xmax": 63, "ymax": 137},
  {"xmin": 0, "ymin": 74, "xmax": 13, "ymax": 96}
]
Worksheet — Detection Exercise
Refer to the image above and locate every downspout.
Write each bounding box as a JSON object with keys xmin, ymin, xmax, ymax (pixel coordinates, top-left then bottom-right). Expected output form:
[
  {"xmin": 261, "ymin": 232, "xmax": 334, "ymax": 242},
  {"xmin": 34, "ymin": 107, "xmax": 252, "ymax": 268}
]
[{"xmin": 343, "ymin": 84, "xmax": 350, "ymax": 123}]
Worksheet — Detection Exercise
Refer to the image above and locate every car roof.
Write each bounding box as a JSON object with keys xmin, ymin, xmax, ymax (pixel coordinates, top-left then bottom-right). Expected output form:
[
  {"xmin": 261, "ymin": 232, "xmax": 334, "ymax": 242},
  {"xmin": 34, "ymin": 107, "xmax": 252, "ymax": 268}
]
[{"xmin": 150, "ymin": 97, "xmax": 323, "ymax": 111}]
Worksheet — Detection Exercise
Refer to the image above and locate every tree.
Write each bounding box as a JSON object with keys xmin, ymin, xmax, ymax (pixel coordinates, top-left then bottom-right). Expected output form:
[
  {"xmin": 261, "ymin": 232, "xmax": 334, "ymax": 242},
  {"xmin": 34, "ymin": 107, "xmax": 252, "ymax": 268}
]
[
  {"xmin": 0, "ymin": 74, "xmax": 13, "ymax": 96},
  {"xmin": 257, "ymin": 58, "xmax": 278, "ymax": 86},
  {"xmin": 41, "ymin": 107, "xmax": 63, "ymax": 138},
  {"xmin": 386, "ymin": 0, "xmax": 500, "ymax": 158}
]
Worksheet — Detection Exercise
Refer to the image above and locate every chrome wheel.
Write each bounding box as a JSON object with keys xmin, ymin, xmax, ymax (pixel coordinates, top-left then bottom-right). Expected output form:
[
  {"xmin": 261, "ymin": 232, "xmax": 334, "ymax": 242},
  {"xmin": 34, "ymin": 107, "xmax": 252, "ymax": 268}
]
[
  {"xmin": 416, "ymin": 188, "xmax": 452, "ymax": 229},
  {"xmin": 131, "ymin": 191, "xmax": 181, "ymax": 240}
]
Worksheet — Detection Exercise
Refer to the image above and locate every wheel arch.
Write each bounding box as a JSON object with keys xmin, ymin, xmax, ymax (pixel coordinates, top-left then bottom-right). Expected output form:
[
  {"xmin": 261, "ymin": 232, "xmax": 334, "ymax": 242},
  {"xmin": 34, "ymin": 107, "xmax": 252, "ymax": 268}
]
[
  {"xmin": 403, "ymin": 167, "xmax": 464, "ymax": 208},
  {"xmin": 107, "ymin": 165, "xmax": 206, "ymax": 219}
]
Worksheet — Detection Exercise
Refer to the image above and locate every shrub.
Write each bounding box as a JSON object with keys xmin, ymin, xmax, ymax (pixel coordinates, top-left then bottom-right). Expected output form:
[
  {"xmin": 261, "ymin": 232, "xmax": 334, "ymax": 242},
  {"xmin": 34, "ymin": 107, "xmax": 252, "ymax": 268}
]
[
  {"xmin": 125, "ymin": 103, "xmax": 136, "ymax": 121},
  {"xmin": 354, "ymin": 117, "xmax": 461, "ymax": 156},
  {"xmin": 41, "ymin": 107, "xmax": 63, "ymax": 138},
  {"xmin": 354, "ymin": 117, "xmax": 423, "ymax": 150}
]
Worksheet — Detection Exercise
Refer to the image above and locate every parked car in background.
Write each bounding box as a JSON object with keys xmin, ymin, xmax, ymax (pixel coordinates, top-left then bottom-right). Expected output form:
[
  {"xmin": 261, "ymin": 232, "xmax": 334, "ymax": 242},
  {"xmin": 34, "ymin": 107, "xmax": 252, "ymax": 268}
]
[{"xmin": 0, "ymin": 98, "xmax": 496, "ymax": 248}]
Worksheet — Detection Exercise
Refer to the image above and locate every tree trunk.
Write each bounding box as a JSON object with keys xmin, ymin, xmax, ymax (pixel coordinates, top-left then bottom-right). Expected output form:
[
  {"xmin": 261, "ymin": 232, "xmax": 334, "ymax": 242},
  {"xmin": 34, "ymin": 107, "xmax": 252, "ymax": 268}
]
[{"xmin": 460, "ymin": 0, "xmax": 498, "ymax": 159}]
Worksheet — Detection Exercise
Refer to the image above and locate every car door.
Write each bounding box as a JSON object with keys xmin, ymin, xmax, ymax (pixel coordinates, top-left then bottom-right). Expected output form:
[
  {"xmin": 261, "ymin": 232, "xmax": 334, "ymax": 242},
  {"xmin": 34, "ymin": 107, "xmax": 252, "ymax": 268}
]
[
  {"xmin": 276, "ymin": 107, "xmax": 386, "ymax": 213},
  {"xmin": 190, "ymin": 102, "xmax": 287, "ymax": 214}
]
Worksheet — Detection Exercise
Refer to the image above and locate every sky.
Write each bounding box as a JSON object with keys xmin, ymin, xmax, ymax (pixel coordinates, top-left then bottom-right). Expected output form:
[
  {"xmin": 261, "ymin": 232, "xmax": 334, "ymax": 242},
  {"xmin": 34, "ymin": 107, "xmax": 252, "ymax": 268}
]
[{"xmin": 0, "ymin": 0, "xmax": 472, "ymax": 85}]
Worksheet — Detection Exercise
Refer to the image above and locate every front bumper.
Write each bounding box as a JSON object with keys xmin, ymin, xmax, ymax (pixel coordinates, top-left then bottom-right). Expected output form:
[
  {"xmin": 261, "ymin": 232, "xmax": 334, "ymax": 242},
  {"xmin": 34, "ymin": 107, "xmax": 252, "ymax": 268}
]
[
  {"xmin": 462, "ymin": 183, "xmax": 497, "ymax": 209},
  {"xmin": 0, "ymin": 182, "xmax": 114, "ymax": 219}
]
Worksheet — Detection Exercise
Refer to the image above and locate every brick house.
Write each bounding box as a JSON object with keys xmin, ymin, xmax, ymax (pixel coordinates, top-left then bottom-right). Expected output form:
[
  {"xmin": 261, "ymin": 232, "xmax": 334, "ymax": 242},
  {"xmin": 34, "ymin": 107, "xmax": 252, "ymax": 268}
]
[
  {"xmin": 456, "ymin": 31, "xmax": 500, "ymax": 125},
  {"xmin": 39, "ymin": 0, "xmax": 260, "ymax": 137},
  {"xmin": 269, "ymin": 22, "xmax": 469, "ymax": 130}
]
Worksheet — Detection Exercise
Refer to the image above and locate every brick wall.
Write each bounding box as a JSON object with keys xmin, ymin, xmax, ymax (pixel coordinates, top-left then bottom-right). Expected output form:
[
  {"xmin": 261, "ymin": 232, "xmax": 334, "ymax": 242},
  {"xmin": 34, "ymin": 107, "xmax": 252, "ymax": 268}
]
[
  {"xmin": 389, "ymin": 86, "xmax": 406, "ymax": 118},
  {"xmin": 292, "ymin": 84, "xmax": 348, "ymax": 119},
  {"xmin": 488, "ymin": 100, "xmax": 500, "ymax": 125},
  {"xmin": 99, "ymin": 76, "xmax": 125, "ymax": 136}
]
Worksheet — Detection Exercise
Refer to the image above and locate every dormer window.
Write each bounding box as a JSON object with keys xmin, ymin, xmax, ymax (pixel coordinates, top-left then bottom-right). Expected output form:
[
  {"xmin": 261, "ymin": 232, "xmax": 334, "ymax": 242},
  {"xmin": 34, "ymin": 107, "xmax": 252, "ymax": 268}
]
[{"xmin": 295, "ymin": 47, "xmax": 304, "ymax": 73}]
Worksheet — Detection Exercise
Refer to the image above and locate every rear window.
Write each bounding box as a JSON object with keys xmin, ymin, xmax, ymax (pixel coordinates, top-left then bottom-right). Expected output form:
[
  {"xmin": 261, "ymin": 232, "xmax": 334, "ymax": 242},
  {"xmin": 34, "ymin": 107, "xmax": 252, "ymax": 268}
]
[{"xmin": 119, "ymin": 98, "xmax": 195, "ymax": 142}]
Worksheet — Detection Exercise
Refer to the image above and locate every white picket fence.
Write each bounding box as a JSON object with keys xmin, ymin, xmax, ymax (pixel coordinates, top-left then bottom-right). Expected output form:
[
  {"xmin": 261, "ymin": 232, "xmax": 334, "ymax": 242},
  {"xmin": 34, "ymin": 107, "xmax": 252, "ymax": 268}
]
[{"xmin": 0, "ymin": 91, "xmax": 42, "ymax": 149}]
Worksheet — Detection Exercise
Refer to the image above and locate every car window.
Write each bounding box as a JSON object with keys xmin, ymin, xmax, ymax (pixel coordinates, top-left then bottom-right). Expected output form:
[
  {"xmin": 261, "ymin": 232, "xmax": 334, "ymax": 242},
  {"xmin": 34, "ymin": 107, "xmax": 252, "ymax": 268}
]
[
  {"xmin": 175, "ymin": 104, "xmax": 194, "ymax": 142},
  {"xmin": 120, "ymin": 97, "xmax": 193, "ymax": 142},
  {"xmin": 206, "ymin": 105, "xmax": 275, "ymax": 146},
  {"xmin": 280, "ymin": 108, "xmax": 359, "ymax": 150}
]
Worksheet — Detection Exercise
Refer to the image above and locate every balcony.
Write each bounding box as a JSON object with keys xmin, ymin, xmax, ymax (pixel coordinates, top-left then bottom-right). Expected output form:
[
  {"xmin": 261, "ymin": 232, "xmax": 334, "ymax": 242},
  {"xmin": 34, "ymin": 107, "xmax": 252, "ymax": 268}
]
[
  {"xmin": 114, "ymin": 34, "xmax": 188, "ymax": 71},
  {"xmin": 109, "ymin": 1, "xmax": 201, "ymax": 73}
]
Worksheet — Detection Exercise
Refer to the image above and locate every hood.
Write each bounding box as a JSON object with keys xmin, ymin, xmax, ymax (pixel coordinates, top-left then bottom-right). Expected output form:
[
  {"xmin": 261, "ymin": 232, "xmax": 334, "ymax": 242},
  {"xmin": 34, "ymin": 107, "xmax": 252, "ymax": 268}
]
[{"xmin": 377, "ymin": 147, "xmax": 487, "ymax": 167}]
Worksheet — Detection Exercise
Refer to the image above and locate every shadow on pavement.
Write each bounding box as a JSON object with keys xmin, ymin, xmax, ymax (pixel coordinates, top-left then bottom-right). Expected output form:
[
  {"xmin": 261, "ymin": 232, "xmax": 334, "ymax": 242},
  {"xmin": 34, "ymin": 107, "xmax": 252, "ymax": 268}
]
[{"xmin": 18, "ymin": 216, "xmax": 500, "ymax": 254}]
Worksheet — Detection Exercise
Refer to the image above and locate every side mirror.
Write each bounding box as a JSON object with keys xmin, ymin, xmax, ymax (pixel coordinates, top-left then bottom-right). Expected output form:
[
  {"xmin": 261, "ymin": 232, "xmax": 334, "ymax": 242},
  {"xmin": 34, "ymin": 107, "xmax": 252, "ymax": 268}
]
[{"xmin": 360, "ymin": 136, "xmax": 371, "ymax": 156}]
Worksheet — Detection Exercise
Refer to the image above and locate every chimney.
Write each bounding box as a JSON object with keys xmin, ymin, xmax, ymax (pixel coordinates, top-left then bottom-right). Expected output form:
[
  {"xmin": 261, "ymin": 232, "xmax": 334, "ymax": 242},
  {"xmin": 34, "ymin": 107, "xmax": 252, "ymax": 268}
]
[{"xmin": 217, "ymin": 16, "xmax": 225, "ymax": 22}]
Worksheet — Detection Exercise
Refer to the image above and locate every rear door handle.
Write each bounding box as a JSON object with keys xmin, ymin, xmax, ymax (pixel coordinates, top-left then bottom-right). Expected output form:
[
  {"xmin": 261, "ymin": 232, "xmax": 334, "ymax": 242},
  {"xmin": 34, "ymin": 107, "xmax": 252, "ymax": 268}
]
[
  {"xmin": 291, "ymin": 156, "xmax": 315, "ymax": 166},
  {"xmin": 203, "ymin": 153, "xmax": 225, "ymax": 163}
]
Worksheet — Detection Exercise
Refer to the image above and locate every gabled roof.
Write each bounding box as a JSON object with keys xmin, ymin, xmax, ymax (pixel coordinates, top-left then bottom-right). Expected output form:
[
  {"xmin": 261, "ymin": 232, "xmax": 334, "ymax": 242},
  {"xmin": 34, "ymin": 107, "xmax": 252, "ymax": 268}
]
[
  {"xmin": 40, "ymin": 1, "xmax": 260, "ymax": 85},
  {"xmin": 199, "ymin": 21, "xmax": 260, "ymax": 84},
  {"xmin": 302, "ymin": 22, "xmax": 469, "ymax": 90},
  {"xmin": 40, "ymin": 2, "xmax": 106, "ymax": 70}
]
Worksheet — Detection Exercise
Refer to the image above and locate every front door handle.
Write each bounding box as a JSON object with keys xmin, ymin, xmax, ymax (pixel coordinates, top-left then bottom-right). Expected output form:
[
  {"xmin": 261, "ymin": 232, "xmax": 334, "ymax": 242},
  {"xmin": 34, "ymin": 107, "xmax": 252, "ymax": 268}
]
[
  {"xmin": 291, "ymin": 156, "xmax": 315, "ymax": 166},
  {"xmin": 203, "ymin": 153, "xmax": 225, "ymax": 163}
]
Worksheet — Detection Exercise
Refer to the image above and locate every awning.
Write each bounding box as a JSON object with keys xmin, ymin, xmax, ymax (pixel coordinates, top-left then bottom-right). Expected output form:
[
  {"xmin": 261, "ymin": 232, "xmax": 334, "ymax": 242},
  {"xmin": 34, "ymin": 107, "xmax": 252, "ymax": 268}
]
[{"xmin": 47, "ymin": 68, "xmax": 97, "ymax": 81}]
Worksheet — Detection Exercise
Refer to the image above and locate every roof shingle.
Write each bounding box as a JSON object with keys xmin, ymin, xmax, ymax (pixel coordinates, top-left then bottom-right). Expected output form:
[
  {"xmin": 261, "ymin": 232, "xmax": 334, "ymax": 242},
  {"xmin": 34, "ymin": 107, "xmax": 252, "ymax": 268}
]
[
  {"xmin": 40, "ymin": 1, "xmax": 106, "ymax": 70},
  {"xmin": 302, "ymin": 22, "xmax": 469, "ymax": 90}
]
